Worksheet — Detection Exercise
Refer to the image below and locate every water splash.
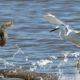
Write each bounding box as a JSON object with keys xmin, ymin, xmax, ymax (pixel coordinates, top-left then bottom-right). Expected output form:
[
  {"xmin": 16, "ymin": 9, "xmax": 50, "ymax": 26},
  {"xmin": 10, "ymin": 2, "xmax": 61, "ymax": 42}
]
[
  {"xmin": 63, "ymin": 52, "xmax": 69, "ymax": 63},
  {"xmin": 30, "ymin": 66, "xmax": 37, "ymax": 71},
  {"xmin": 0, "ymin": 46, "xmax": 80, "ymax": 80},
  {"xmin": 0, "ymin": 58, "xmax": 15, "ymax": 69},
  {"xmin": 12, "ymin": 44, "xmax": 28, "ymax": 69},
  {"xmin": 30, "ymin": 59, "xmax": 53, "ymax": 72},
  {"xmin": 36, "ymin": 59, "xmax": 53, "ymax": 66},
  {"xmin": 71, "ymin": 51, "xmax": 80, "ymax": 58},
  {"xmin": 49, "ymin": 55, "xmax": 57, "ymax": 60},
  {"xmin": 57, "ymin": 69, "xmax": 64, "ymax": 80},
  {"xmin": 0, "ymin": 44, "xmax": 28, "ymax": 69},
  {"xmin": 13, "ymin": 44, "xmax": 25, "ymax": 59}
]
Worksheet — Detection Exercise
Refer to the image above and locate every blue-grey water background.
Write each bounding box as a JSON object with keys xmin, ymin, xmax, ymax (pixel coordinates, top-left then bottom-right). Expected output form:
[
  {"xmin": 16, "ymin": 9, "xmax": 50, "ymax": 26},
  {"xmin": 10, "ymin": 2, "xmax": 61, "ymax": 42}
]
[{"xmin": 0, "ymin": 0, "xmax": 80, "ymax": 80}]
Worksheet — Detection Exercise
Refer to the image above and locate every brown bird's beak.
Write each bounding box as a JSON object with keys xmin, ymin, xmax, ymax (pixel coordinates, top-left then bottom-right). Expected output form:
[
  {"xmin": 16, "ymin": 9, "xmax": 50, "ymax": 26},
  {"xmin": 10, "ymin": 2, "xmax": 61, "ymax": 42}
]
[{"xmin": 3, "ymin": 21, "xmax": 12, "ymax": 27}]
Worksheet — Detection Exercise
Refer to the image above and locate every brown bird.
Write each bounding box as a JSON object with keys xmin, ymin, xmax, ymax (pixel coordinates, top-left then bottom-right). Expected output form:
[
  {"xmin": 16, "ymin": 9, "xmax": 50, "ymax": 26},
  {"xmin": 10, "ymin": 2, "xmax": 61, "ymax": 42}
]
[{"xmin": 0, "ymin": 21, "xmax": 12, "ymax": 47}]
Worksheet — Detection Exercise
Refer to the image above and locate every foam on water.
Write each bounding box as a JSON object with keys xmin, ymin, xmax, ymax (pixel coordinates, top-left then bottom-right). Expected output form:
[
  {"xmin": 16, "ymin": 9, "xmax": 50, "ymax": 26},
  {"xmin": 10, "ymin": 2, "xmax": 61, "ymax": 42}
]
[
  {"xmin": 71, "ymin": 52, "xmax": 80, "ymax": 58},
  {"xmin": 0, "ymin": 58, "xmax": 15, "ymax": 69},
  {"xmin": 30, "ymin": 59, "xmax": 53, "ymax": 72}
]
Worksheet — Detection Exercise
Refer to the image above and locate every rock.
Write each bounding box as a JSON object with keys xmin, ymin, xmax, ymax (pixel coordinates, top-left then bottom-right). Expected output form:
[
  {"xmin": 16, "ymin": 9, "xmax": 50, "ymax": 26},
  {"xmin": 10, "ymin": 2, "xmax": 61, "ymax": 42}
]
[{"xmin": 0, "ymin": 69, "xmax": 58, "ymax": 80}]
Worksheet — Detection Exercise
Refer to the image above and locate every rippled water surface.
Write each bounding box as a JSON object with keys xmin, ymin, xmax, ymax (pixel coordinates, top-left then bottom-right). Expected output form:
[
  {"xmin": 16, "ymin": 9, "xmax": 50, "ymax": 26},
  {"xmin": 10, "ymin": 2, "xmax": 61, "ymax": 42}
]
[{"xmin": 0, "ymin": 0, "xmax": 80, "ymax": 80}]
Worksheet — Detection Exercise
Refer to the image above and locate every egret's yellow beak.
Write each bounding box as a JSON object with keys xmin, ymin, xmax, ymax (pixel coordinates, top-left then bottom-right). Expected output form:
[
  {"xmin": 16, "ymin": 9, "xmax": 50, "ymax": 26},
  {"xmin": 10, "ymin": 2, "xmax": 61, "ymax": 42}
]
[{"xmin": 50, "ymin": 27, "xmax": 59, "ymax": 32}]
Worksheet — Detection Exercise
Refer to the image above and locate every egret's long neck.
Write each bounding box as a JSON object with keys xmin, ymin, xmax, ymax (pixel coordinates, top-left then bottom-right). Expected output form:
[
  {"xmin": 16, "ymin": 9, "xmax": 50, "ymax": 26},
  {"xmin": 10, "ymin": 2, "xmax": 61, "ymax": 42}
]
[{"xmin": 59, "ymin": 26, "xmax": 68, "ymax": 39}]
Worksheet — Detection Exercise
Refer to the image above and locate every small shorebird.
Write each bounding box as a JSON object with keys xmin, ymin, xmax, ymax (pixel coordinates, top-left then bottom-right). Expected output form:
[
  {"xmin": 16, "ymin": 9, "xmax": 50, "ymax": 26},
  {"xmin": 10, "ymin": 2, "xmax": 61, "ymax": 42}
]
[
  {"xmin": 0, "ymin": 21, "xmax": 12, "ymax": 47},
  {"xmin": 43, "ymin": 13, "xmax": 80, "ymax": 47}
]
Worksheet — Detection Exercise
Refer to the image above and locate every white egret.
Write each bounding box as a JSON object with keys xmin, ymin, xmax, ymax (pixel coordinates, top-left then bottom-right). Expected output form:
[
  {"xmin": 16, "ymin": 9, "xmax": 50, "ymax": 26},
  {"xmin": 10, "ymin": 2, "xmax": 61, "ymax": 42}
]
[{"xmin": 43, "ymin": 13, "xmax": 80, "ymax": 47}]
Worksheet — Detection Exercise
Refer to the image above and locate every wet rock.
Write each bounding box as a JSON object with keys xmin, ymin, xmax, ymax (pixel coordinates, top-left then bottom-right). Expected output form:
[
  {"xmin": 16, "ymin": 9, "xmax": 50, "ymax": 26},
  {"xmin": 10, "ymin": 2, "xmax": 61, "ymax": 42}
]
[{"xmin": 0, "ymin": 69, "xmax": 58, "ymax": 80}]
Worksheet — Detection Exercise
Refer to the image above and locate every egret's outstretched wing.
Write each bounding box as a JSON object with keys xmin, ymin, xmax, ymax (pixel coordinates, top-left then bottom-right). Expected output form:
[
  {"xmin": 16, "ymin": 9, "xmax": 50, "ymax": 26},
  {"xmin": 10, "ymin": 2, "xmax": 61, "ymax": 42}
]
[
  {"xmin": 43, "ymin": 13, "xmax": 65, "ymax": 26},
  {"xmin": 66, "ymin": 30, "xmax": 80, "ymax": 47},
  {"xmin": 72, "ymin": 29, "xmax": 80, "ymax": 35}
]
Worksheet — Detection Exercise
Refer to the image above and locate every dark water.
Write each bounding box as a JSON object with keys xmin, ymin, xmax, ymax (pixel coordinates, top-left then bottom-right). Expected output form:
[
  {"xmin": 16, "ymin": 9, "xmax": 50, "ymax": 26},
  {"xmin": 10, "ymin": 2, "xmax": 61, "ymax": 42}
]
[{"xmin": 0, "ymin": 0, "xmax": 80, "ymax": 80}]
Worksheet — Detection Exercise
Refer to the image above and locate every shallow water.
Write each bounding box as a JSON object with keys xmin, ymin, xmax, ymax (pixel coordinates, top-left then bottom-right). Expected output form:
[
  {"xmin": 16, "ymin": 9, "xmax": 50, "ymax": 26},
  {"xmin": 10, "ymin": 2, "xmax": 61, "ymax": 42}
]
[{"xmin": 0, "ymin": 0, "xmax": 80, "ymax": 80}]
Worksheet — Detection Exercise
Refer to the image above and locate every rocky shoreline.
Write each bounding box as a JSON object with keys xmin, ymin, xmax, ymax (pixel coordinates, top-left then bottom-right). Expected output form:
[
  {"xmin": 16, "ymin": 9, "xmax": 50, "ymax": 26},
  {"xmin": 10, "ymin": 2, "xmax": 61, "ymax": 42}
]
[{"xmin": 0, "ymin": 69, "xmax": 58, "ymax": 80}]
